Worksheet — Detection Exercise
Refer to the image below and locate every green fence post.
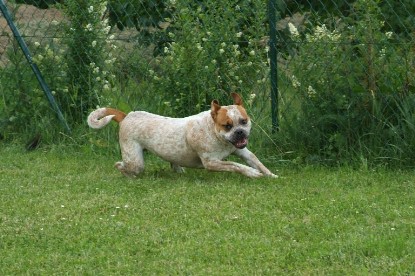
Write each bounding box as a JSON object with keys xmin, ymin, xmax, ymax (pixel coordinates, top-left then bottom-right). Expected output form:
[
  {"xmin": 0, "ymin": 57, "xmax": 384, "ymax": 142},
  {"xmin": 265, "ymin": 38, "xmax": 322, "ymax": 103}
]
[
  {"xmin": 268, "ymin": 0, "xmax": 279, "ymax": 133},
  {"xmin": 0, "ymin": 0, "xmax": 71, "ymax": 134}
]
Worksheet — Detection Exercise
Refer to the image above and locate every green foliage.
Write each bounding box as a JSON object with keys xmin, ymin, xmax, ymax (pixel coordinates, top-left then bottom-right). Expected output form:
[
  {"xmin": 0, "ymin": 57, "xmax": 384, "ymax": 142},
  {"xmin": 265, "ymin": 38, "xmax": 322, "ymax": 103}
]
[
  {"xmin": 0, "ymin": 0, "xmax": 116, "ymax": 141},
  {"xmin": 147, "ymin": 0, "xmax": 269, "ymax": 117},
  {"xmin": 0, "ymin": 41, "xmax": 60, "ymax": 140},
  {"xmin": 60, "ymin": 0, "xmax": 116, "ymax": 122},
  {"xmin": 281, "ymin": 0, "xmax": 415, "ymax": 165},
  {"xmin": 107, "ymin": 0, "xmax": 170, "ymax": 31}
]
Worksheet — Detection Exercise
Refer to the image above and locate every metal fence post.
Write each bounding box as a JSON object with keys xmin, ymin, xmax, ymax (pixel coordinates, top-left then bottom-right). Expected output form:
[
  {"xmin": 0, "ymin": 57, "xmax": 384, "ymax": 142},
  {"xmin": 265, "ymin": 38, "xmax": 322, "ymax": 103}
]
[
  {"xmin": 268, "ymin": 0, "xmax": 279, "ymax": 133},
  {"xmin": 0, "ymin": 0, "xmax": 71, "ymax": 134}
]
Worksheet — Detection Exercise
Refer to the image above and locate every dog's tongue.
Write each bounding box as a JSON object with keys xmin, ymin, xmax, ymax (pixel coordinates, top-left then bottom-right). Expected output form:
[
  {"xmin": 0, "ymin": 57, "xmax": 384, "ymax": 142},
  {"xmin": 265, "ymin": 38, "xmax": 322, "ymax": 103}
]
[{"xmin": 235, "ymin": 138, "xmax": 248, "ymax": 149}]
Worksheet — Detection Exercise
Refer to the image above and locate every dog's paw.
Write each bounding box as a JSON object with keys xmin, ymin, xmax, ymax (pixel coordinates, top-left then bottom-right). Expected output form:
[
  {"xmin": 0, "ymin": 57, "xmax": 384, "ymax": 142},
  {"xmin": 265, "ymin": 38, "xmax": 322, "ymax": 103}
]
[
  {"xmin": 245, "ymin": 168, "xmax": 263, "ymax": 178},
  {"xmin": 171, "ymin": 163, "xmax": 185, "ymax": 173},
  {"xmin": 266, "ymin": 173, "xmax": 279, "ymax": 178},
  {"xmin": 115, "ymin": 161, "xmax": 140, "ymax": 178}
]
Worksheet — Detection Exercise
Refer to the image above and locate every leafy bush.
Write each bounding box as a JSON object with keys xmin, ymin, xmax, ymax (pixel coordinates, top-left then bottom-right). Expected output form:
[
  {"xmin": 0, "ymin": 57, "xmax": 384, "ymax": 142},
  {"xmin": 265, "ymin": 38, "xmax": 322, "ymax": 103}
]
[
  {"xmin": 0, "ymin": 41, "xmax": 58, "ymax": 140},
  {"xmin": 281, "ymin": 0, "xmax": 415, "ymax": 165},
  {"xmin": 145, "ymin": 0, "xmax": 269, "ymax": 117},
  {"xmin": 0, "ymin": 0, "xmax": 116, "ymax": 141},
  {"xmin": 60, "ymin": 0, "xmax": 117, "ymax": 122}
]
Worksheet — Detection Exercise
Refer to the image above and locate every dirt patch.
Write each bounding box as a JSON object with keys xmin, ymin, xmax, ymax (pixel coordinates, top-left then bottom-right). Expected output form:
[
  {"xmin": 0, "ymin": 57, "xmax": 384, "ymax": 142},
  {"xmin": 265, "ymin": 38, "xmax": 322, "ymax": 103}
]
[{"xmin": 0, "ymin": 1, "xmax": 63, "ymax": 66}]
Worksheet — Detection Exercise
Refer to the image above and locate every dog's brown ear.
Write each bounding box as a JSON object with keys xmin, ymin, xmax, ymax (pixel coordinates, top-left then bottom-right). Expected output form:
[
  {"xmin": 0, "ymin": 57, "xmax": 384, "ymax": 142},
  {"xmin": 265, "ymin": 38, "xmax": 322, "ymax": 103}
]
[
  {"xmin": 231, "ymin": 92, "xmax": 243, "ymax": 106},
  {"xmin": 211, "ymin": 100, "xmax": 221, "ymax": 119}
]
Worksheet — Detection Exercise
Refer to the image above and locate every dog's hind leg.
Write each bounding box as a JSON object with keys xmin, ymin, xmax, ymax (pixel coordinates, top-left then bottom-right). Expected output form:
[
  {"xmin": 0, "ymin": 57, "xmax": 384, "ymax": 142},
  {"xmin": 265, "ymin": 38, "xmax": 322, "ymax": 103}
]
[{"xmin": 115, "ymin": 140, "xmax": 145, "ymax": 177}]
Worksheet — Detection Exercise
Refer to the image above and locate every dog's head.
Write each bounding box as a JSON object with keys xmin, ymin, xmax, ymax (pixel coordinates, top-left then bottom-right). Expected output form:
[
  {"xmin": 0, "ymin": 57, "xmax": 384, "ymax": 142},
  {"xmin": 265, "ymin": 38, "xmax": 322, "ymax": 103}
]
[{"xmin": 210, "ymin": 93, "xmax": 251, "ymax": 149}]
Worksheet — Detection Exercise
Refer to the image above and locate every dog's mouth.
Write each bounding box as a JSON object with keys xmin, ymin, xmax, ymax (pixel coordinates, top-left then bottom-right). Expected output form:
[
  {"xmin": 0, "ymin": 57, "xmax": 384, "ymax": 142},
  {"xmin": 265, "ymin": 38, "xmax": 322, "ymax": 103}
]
[{"xmin": 232, "ymin": 137, "xmax": 248, "ymax": 149}]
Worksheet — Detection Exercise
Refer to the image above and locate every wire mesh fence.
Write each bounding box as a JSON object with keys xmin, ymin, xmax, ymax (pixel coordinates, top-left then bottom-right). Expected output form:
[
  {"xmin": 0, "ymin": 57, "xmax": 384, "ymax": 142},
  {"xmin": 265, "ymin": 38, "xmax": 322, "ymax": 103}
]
[
  {"xmin": 0, "ymin": 0, "xmax": 271, "ymax": 134},
  {"xmin": 1, "ymin": 0, "xmax": 415, "ymax": 165}
]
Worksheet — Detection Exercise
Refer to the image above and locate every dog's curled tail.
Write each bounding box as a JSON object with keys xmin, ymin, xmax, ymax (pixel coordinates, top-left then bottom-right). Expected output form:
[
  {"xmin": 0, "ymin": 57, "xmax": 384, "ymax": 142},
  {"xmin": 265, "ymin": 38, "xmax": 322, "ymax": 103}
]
[{"xmin": 87, "ymin": 108, "xmax": 127, "ymax": 129}]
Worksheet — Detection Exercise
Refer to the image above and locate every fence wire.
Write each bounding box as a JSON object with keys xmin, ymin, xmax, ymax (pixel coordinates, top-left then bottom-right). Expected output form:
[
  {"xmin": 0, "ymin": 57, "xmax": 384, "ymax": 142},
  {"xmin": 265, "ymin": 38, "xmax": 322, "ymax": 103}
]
[{"xmin": 1, "ymin": 0, "xmax": 415, "ymax": 164}]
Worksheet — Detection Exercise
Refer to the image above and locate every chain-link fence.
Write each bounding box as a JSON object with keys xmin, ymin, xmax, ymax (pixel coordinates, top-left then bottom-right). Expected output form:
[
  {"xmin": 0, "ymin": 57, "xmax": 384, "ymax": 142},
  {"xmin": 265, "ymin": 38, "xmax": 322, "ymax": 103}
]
[
  {"xmin": 1, "ymin": 0, "xmax": 415, "ymax": 165},
  {"xmin": 0, "ymin": 0, "xmax": 272, "ymax": 138},
  {"xmin": 274, "ymin": 0, "xmax": 415, "ymax": 164}
]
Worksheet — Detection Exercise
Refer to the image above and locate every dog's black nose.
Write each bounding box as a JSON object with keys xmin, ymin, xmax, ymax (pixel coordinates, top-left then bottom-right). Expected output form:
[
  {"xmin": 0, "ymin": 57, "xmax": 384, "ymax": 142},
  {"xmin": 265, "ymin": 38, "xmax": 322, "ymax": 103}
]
[{"xmin": 235, "ymin": 129, "xmax": 245, "ymax": 138}]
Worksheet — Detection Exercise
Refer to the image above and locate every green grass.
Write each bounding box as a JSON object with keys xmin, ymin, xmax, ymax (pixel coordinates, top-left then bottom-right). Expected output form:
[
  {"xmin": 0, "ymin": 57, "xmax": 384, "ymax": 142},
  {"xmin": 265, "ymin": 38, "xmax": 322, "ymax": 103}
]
[{"xmin": 1, "ymin": 145, "xmax": 415, "ymax": 275}]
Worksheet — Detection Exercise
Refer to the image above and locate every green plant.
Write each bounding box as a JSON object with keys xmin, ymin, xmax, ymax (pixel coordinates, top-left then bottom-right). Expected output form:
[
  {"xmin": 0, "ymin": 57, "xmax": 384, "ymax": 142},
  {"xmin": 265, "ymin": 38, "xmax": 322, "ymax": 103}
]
[
  {"xmin": 281, "ymin": 0, "xmax": 415, "ymax": 165},
  {"xmin": 147, "ymin": 0, "xmax": 269, "ymax": 117},
  {"xmin": 60, "ymin": 0, "xmax": 117, "ymax": 122},
  {"xmin": 0, "ymin": 39, "xmax": 59, "ymax": 141}
]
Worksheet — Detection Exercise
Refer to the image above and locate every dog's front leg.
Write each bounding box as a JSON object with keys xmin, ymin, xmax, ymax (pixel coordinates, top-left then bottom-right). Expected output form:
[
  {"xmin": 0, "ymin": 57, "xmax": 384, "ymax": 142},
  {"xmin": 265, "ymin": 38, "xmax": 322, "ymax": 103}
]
[
  {"xmin": 234, "ymin": 148, "xmax": 278, "ymax": 178},
  {"xmin": 201, "ymin": 158, "xmax": 263, "ymax": 178}
]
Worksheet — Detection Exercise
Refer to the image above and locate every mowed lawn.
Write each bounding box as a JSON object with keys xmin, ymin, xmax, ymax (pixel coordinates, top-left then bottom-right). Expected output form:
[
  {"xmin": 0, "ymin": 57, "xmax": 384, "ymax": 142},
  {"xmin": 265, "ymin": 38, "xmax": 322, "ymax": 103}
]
[{"xmin": 1, "ymin": 146, "xmax": 414, "ymax": 274}]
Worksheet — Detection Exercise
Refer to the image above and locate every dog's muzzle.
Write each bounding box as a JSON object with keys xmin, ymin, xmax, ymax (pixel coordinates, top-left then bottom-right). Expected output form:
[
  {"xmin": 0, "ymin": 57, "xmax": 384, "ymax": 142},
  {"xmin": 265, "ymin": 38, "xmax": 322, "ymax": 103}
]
[{"xmin": 230, "ymin": 129, "xmax": 249, "ymax": 149}]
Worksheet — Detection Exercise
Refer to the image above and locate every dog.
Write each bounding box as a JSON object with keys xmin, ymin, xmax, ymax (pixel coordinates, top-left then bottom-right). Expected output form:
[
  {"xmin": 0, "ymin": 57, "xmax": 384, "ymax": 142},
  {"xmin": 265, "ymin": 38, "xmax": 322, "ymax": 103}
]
[{"xmin": 87, "ymin": 93, "xmax": 277, "ymax": 178}]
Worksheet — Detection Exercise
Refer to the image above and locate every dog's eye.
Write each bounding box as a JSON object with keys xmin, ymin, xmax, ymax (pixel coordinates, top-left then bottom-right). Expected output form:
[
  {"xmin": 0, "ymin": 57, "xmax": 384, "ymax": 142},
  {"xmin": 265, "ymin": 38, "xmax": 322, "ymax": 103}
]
[
  {"xmin": 224, "ymin": 124, "xmax": 233, "ymax": 130},
  {"xmin": 241, "ymin": 119, "xmax": 248, "ymax": 125}
]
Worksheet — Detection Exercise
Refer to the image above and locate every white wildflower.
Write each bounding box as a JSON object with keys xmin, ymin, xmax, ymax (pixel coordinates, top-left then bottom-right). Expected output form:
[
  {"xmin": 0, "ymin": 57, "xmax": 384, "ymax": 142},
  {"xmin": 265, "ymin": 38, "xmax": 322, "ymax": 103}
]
[
  {"xmin": 88, "ymin": 6, "xmax": 94, "ymax": 13},
  {"xmin": 104, "ymin": 26, "xmax": 111, "ymax": 34},
  {"xmin": 380, "ymin": 48, "xmax": 386, "ymax": 58},
  {"xmin": 307, "ymin": 24, "xmax": 341, "ymax": 42},
  {"xmin": 219, "ymin": 49, "xmax": 225, "ymax": 54},
  {"xmin": 385, "ymin": 31, "xmax": 393, "ymax": 39},
  {"xmin": 291, "ymin": 75, "xmax": 301, "ymax": 88},
  {"xmin": 85, "ymin": 23, "xmax": 93, "ymax": 31},
  {"xmin": 307, "ymin": 85, "xmax": 317, "ymax": 98},
  {"xmin": 34, "ymin": 41, "xmax": 40, "ymax": 47},
  {"xmin": 288, "ymin": 22, "xmax": 299, "ymax": 38},
  {"xmin": 249, "ymin": 50, "xmax": 255, "ymax": 56},
  {"xmin": 247, "ymin": 93, "xmax": 256, "ymax": 105},
  {"xmin": 236, "ymin": 32, "xmax": 243, "ymax": 38},
  {"xmin": 91, "ymin": 40, "xmax": 97, "ymax": 47}
]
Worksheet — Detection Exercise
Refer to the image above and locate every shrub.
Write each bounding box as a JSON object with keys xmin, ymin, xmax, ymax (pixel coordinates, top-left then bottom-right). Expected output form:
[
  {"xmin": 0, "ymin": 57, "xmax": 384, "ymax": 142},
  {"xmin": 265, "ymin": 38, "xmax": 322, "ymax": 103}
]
[
  {"xmin": 60, "ymin": 0, "xmax": 117, "ymax": 122},
  {"xmin": 146, "ymin": 0, "xmax": 270, "ymax": 117},
  {"xmin": 0, "ymin": 41, "xmax": 57, "ymax": 140},
  {"xmin": 281, "ymin": 0, "xmax": 415, "ymax": 165},
  {"xmin": 0, "ymin": 0, "xmax": 117, "ymax": 142}
]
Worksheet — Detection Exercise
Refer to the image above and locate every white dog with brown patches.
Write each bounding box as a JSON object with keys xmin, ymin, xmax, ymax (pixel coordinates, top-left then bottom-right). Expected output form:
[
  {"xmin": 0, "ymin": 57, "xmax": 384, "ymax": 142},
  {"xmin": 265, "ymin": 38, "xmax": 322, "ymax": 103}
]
[{"xmin": 87, "ymin": 93, "xmax": 277, "ymax": 178}]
